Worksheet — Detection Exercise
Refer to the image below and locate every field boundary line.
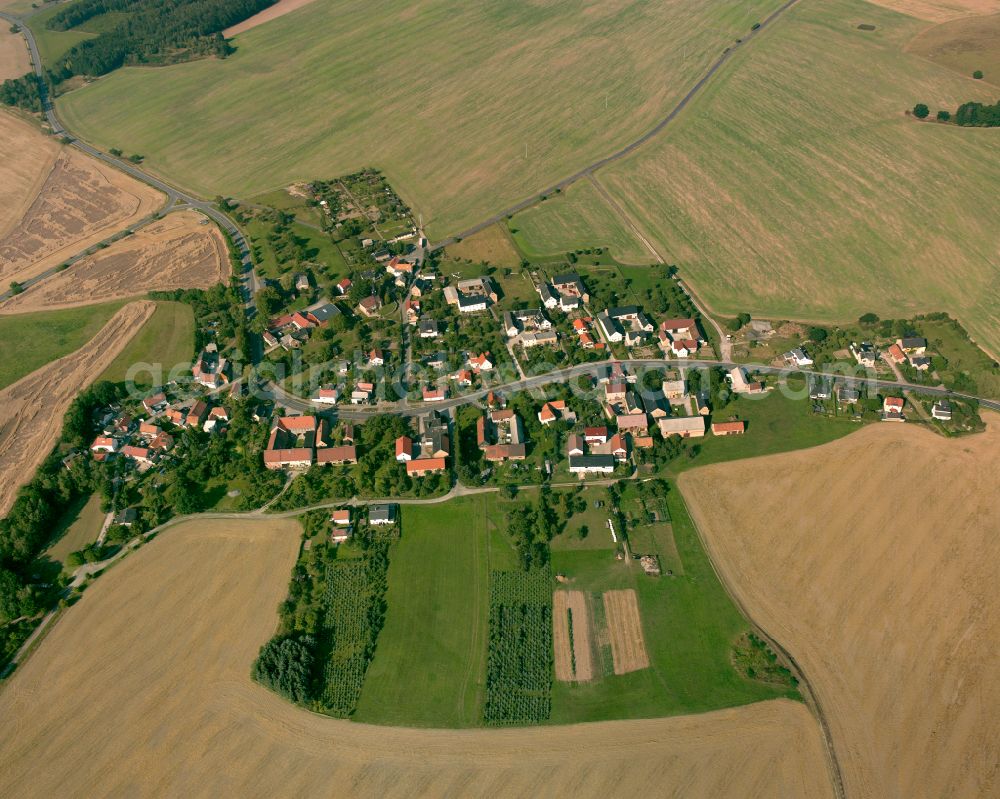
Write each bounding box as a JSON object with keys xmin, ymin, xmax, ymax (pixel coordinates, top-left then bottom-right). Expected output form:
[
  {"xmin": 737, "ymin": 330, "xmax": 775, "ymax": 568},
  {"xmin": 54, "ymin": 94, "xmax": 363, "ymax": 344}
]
[{"xmin": 673, "ymin": 486, "xmax": 847, "ymax": 799}]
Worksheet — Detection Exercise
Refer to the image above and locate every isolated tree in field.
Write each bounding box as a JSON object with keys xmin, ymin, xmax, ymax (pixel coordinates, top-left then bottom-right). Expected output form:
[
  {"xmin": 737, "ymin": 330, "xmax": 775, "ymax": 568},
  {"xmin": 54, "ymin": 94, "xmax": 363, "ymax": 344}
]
[
  {"xmin": 973, "ymin": 70, "xmax": 983, "ymax": 79},
  {"xmin": 858, "ymin": 312, "xmax": 879, "ymax": 325},
  {"xmin": 936, "ymin": 110, "xmax": 951, "ymax": 121},
  {"xmin": 913, "ymin": 103, "xmax": 929, "ymax": 119}
]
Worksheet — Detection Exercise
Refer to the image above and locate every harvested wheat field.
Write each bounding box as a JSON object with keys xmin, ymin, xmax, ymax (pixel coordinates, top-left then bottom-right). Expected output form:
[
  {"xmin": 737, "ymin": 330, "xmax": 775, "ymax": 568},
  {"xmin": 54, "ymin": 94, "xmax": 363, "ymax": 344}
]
[
  {"xmin": 446, "ymin": 224, "xmax": 522, "ymax": 269},
  {"xmin": 553, "ymin": 590, "xmax": 594, "ymax": 682},
  {"xmin": 907, "ymin": 11, "xmax": 1000, "ymax": 85},
  {"xmin": 681, "ymin": 418, "xmax": 1000, "ymax": 799},
  {"xmin": 0, "ymin": 211, "xmax": 227, "ymax": 313},
  {"xmin": 0, "ymin": 112, "xmax": 60, "ymax": 239},
  {"xmin": 0, "ymin": 301, "xmax": 153, "ymax": 515},
  {"xmin": 0, "ymin": 26, "xmax": 29, "ymax": 81},
  {"xmin": 603, "ymin": 589, "xmax": 650, "ymax": 675},
  {"xmin": 863, "ymin": 0, "xmax": 1000, "ymax": 22},
  {"xmin": 0, "ymin": 517, "xmax": 836, "ymax": 798},
  {"xmin": 223, "ymin": 0, "xmax": 318, "ymax": 36},
  {"xmin": 0, "ymin": 145, "xmax": 163, "ymax": 286}
]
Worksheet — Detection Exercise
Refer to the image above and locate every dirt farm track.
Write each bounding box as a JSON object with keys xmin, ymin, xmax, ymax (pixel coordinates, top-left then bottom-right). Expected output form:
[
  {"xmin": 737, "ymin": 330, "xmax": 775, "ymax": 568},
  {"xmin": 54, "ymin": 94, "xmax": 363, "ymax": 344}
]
[
  {"xmin": 681, "ymin": 417, "xmax": 1000, "ymax": 799},
  {"xmin": 0, "ymin": 518, "xmax": 835, "ymax": 798}
]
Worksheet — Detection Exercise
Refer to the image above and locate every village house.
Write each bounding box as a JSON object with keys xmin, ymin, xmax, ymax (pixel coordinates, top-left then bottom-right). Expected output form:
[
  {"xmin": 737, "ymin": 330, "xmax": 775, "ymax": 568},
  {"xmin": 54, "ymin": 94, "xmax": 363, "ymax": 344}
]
[
  {"xmin": 615, "ymin": 413, "xmax": 648, "ymax": 435},
  {"xmin": 406, "ymin": 457, "xmax": 447, "ymax": 476},
  {"xmin": 886, "ymin": 343, "xmax": 907, "ymax": 364},
  {"xmin": 503, "ymin": 309, "xmax": 552, "ymax": 338},
  {"xmin": 468, "ymin": 352, "xmax": 494, "ymax": 372},
  {"xmin": 662, "ymin": 379, "xmax": 686, "ymax": 400},
  {"xmin": 783, "ymin": 347, "xmax": 813, "ymax": 367},
  {"xmin": 192, "ymin": 345, "xmax": 228, "ymax": 389},
  {"xmin": 263, "ymin": 415, "xmax": 319, "ymax": 470},
  {"xmin": 312, "ymin": 387, "xmax": 341, "ymax": 405},
  {"xmin": 711, "ymin": 421, "xmax": 746, "ymax": 436},
  {"xmin": 186, "ymin": 401, "xmax": 209, "ymax": 429},
  {"xmin": 728, "ymin": 367, "xmax": 765, "ymax": 395},
  {"xmin": 203, "ymin": 406, "xmax": 229, "ymax": 433},
  {"xmin": 882, "ymin": 396, "xmax": 905, "ymax": 422},
  {"xmin": 551, "ymin": 273, "xmax": 589, "ymax": 309},
  {"xmin": 121, "ymin": 444, "xmax": 154, "ymax": 466},
  {"xmin": 90, "ymin": 435, "xmax": 119, "ymax": 454},
  {"xmin": 538, "ymin": 399, "xmax": 575, "ymax": 425},
  {"xmin": 454, "ymin": 369, "xmax": 473, "ymax": 387},
  {"xmin": 316, "ymin": 445, "xmax": 358, "ymax": 465},
  {"xmin": 351, "ymin": 381, "xmax": 375, "ymax": 405},
  {"xmin": 423, "ymin": 386, "xmax": 447, "ymax": 402},
  {"xmin": 898, "ymin": 336, "xmax": 927, "ymax": 354},
  {"xmin": 660, "ymin": 318, "xmax": 699, "ymax": 339},
  {"xmin": 142, "ymin": 392, "xmax": 167, "ymax": 414},
  {"xmin": 419, "ymin": 317, "xmax": 439, "ymax": 338},
  {"xmin": 584, "ymin": 426, "xmax": 608, "ymax": 445},
  {"xmin": 358, "ymin": 295, "xmax": 383, "ymax": 317},
  {"xmin": 395, "ymin": 436, "xmax": 415, "ymax": 461},
  {"xmin": 369, "ymin": 504, "xmax": 396, "ymax": 525},
  {"xmin": 909, "ymin": 355, "xmax": 931, "ymax": 371},
  {"xmin": 568, "ymin": 454, "xmax": 616, "ymax": 475},
  {"xmin": 336, "ymin": 277, "xmax": 352, "ymax": 294},
  {"xmin": 851, "ymin": 342, "xmax": 879, "ymax": 368},
  {"xmin": 566, "ymin": 433, "xmax": 585, "ymax": 457},
  {"xmin": 808, "ymin": 375, "xmax": 832, "ymax": 400},
  {"xmin": 444, "ymin": 276, "xmax": 497, "ymax": 313},
  {"xmin": 520, "ymin": 330, "xmax": 559, "ymax": 348},
  {"xmin": 657, "ymin": 416, "xmax": 705, "ymax": 438},
  {"xmin": 931, "ymin": 399, "xmax": 952, "ymax": 420}
]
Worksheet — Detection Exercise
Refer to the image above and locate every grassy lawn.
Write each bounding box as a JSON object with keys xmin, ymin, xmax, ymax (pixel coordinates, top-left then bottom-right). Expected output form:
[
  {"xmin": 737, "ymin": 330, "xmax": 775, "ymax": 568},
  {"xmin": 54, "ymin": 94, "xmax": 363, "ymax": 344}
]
[
  {"xmin": 353, "ymin": 494, "xmax": 518, "ymax": 727},
  {"xmin": 98, "ymin": 301, "xmax": 195, "ymax": 385},
  {"xmin": 56, "ymin": 0, "xmax": 784, "ymax": 239},
  {"xmin": 598, "ymin": 0, "xmax": 1000, "ymax": 356},
  {"xmin": 446, "ymin": 224, "xmax": 522, "ymax": 268},
  {"xmin": 0, "ymin": 301, "xmax": 125, "ymax": 390},
  {"xmin": 44, "ymin": 493, "xmax": 105, "ymax": 566},
  {"xmin": 918, "ymin": 316, "xmax": 1000, "ymax": 399},
  {"xmin": 509, "ymin": 180, "xmax": 649, "ymax": 264},
  {"xmin": 671, "ymin": 384, "xmax": 867, "ymax": 475},
  {"xmin": 549, "ymin": 487, "xmax": 796, "ymax": 724}
]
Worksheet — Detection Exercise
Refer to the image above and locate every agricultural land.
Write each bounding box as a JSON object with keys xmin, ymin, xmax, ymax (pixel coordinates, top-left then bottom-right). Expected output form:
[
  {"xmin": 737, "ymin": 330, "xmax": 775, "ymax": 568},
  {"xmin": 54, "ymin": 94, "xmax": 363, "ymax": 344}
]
[
  {"xmin": 0, "ymin": 301, "xmax": 154, "ymax": 515},
  {"xmin": 681, "ymin": 415, "xmax": 1000, "ymax": 799},
  {"xmin": 56, "ymin": 0, "xmax": 787, "ymax": 238},
  {"xmin": 592, "ymin": 0, "xmax": 1000, "ymax": 356},
  {"xmin": 0, "ymin": 517, "xmax": 834, "ymax": 799},
  {"xmin": 223, "ymin": 0, "xmax": 319, "ymax": 37},
  {"xmin": 0, "ymin": 210, "xmax": 227, "ymax": 313},
  {"xmin": 0, "ymin": 113, "xmax": 164, "ymax": 286},
  {"xmin": 0, "ymin": 24, "xmax": 29, "ymax": 81},
  {"xmin": 906, "ymin": 11, "xmax": 1000, "ymax": 85}
]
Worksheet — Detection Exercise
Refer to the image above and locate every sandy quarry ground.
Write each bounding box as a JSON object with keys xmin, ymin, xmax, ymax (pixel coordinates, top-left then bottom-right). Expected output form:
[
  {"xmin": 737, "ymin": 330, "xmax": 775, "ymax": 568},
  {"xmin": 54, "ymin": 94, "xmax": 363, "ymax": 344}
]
[
  {"xmin": 0, "ymin": 211, "xmax": 227, "ymax": 313},
  {"xmin": 603, "ymin": 589, "xmax": 650, "ymax": 675},
  {"xmin": 0, "ymin": 301, "xmax": 154, "ymax": 516},
  {"xmin": 223, "ymin": 0, "xmax": 318, "ymax": 36},
  {"xmin": 0, "ymin": 517, "xmax": 836, "ymax": 798},
  {"xmin": 0, "ymin": 142, "xmax": 164, "ymax": 287},
  {"xmin": 553, "ymin": 590, "xmax": 594, "ymax": 682},
  {"xmin": 862, "ymin": 0, "xmax": 1000, "ymax": 22},
  {"xmin": 0, "ymin": 26, "xmax": 29, "ymax": 81},
  {"xmin": 0, "ymin": 112, "xmax": 60, "ymax": 240},
  {"xmin": 681, "ymin": 418, "xmax": 1000, "ymax": 799}
]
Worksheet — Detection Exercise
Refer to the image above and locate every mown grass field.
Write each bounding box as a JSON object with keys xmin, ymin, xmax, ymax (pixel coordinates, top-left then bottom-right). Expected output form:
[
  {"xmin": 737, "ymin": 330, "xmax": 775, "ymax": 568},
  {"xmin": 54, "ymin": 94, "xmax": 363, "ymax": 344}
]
[
  {"xmin": 353, "ymin": 494, "xmax": 517, "ymax": 728},
  {"xmin": 56, "ymin": 0, "xmax": 784, "ymax": 239},
  {"xmin": 596, "ymin": 0, "xmax": 1000, "ymax": 356},
  {"xmin": 548, "ymin": 487, "xmax": 797, "ymax": 724},
  {"xmin": 44, "ymin": 493, "xmax": 104, "ymax": 565},
  {"xmin": 0, "ymin": 300, "xmax": 125, "ymax": 390},
  {"xmin": 28, "ymin": 4, "xmax": 95, "ymax": 65},
  {"xmin": 508, "ymin": 179, "xmax": 649, "ymax": 264},
  {"xmin": 97, "ymin": 300, "xmax": 195, "ymax": 384}
]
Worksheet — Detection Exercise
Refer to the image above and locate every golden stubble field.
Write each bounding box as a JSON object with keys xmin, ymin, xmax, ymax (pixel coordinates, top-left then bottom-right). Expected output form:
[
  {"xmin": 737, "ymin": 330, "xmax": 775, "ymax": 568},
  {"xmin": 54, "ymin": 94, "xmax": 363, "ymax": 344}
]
[
  {"xmin": 0, "ymin": 210, "xmax": 227, "ymax": 313},
  {"xmin": 0, "ymin": 112, "xmax": 164, "ymax": 286},
  {"xmin": 0, "ymin": 25, "xmax": 29, "ymax": 81},
  {"xmin": 680, "ymin": 417, "xmax": 1000, "ymax": 799},
  {"xmin": 0, "ymin": 301, "xmax": 154, "ymax": 515},
  {"xmin": 0, "ymin": 517, "xmax": 836, "ymax": 798}
]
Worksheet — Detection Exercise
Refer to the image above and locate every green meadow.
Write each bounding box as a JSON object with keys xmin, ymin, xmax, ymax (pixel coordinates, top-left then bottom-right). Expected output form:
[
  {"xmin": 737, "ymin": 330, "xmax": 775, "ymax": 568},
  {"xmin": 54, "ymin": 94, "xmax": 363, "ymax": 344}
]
[
  {"xmin": 595, "ymin": 0, "xmax": 1000, "ymax": 355},
  {"xmin": 98, "ymin": 300, "xmax": 195, "ymax": 384},
  {"xmin": 55, "ymin": 0, "xmax": 784, "ymax": 239}
]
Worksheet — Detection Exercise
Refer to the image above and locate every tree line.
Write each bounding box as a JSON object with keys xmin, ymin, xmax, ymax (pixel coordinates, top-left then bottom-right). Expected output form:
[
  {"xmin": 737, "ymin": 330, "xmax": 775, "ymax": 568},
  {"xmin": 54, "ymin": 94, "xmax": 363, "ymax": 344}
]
[{"xmin": 45, "ymin": 0, "xmax": 277, "ymax": 84}]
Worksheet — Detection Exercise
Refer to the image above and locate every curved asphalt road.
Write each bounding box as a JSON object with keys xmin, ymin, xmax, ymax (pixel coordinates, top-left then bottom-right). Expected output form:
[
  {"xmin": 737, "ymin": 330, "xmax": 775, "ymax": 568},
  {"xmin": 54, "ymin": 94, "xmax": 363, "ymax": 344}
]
[{"xmin": 1, "ymin": 11, "xmax": 259, "ymax": 312}]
